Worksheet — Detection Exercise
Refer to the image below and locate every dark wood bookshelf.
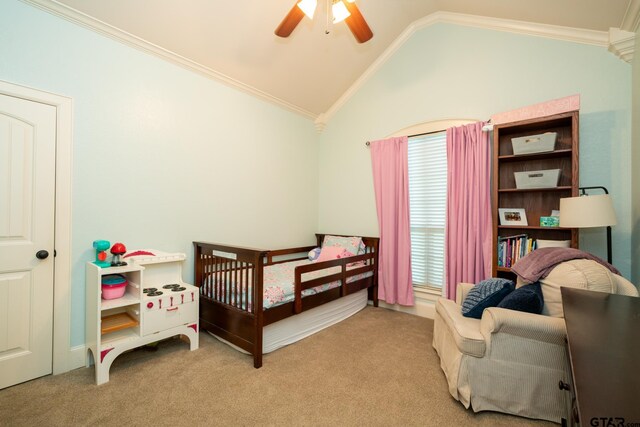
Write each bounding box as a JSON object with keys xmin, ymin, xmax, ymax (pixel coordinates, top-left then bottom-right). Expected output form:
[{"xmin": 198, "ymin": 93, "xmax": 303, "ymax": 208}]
[
  {"xmin": 498, "ymin": 186, "xmax": 572, "ymax": 193},
  {"xmin": 498, "ymin": 225, "xmax": 569, "ymax": 230},
  {"xmin": 492, "ymin": 111, "xmax": 579, "ymax": 279},
  {"xmin": 497, "ymin": 148, "xmax": 573, "ymax": 162}
]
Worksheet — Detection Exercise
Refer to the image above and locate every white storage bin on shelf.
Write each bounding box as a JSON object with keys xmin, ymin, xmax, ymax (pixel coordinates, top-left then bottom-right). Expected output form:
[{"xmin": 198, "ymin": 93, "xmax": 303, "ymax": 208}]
[
  {"xmin": 514, "ymin": 169, "xmax": 561, "ymax": 189},
  {"xmin": 511, "ymin": 132, "xmax": 557, "ymax": 155},
  {"xmin": 85, "ymin": 250, "xmax": 199, "ymax": 385}
]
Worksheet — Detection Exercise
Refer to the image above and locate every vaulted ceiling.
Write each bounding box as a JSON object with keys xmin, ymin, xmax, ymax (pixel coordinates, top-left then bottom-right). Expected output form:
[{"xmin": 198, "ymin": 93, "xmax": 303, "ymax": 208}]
[{"xmin": 26, "ymin": 0, "xmax": 640, "ymax": 122}]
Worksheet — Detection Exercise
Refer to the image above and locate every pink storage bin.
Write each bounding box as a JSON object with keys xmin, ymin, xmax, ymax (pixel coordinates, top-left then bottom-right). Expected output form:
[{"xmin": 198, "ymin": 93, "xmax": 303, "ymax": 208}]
[{"xmin": 101, "ymin": 275, "xmax": 128, "ymax": 300}]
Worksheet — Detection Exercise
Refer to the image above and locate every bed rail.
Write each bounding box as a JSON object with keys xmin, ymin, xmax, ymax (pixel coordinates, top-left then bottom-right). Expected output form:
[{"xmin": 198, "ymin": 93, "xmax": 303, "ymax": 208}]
[
  {"xmin": 293, "ymin": 251, "xmax": 376, "ymax": 314},
  {"xmin": 265, "ymin": 246, "xmax": 315, "ymax": 266}
]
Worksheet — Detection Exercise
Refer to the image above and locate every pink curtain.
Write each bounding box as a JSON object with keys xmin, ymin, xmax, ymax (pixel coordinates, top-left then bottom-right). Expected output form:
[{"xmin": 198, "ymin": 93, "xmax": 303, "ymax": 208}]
[
  {"xmin": 370, "ymin": 136, "xmax": 414, "ymax": 306},
  {"xmin": 445, "ymin": 122, "xmax": 492, "ymax": 301}
]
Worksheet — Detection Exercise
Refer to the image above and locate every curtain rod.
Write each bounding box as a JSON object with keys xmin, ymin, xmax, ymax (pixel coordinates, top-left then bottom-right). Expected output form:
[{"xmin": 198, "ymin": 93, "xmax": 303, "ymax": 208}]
[
  {"xmin": 365, "ymin": 129, "xmax": 445, "ymax": 147},
  {"xmin": 365, "ymin": 119, "xmax": 491, "ymax": 147}
]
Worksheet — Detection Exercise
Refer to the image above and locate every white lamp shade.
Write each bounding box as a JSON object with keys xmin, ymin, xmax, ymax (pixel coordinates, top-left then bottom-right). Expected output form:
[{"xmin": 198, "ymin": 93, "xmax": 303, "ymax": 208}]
[
  {"xmin": 559, "ymin": 194, "xmax": 617, "ymax": 228},
  {"xmin": 332, "ymin": 1, "xmax": 351, "ymax": 23},
  {"xmin": 297, "ymin": 0, "xmax": 317, "ymax": 19}
]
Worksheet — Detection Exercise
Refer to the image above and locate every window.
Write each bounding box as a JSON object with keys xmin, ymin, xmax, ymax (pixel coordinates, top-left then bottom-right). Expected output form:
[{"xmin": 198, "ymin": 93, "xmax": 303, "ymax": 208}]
[{"xmin": 408, "ymin": 131, "xmax": 447, "ymax": 290}]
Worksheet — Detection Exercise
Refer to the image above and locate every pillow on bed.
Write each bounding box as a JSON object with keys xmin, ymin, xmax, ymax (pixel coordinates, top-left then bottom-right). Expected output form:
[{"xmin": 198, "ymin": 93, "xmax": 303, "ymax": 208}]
[
  {"xmin": 322, "ymin": 235, "xmax": 365, "ymax": 256},
  {"xmin": 308, "ymin": 247, "xmax": 321, "ymax": 261},
  {"xmin": 315, "ymin": 246, "xmax": 351, "ymax": 263}
]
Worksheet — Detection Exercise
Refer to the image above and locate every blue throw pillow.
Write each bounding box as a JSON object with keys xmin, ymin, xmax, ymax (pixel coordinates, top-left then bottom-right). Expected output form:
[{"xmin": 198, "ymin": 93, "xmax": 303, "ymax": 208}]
[
  {"xmin": 497, "ymin": 282, "xmax": 544, "ymax": 314},
  {"xmin": 461, "ymin": 278, "xmax": 514, "ymax": 319}
]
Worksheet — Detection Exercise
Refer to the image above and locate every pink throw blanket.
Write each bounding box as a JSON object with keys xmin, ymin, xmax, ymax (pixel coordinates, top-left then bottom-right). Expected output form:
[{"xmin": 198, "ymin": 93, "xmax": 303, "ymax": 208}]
[{"xmin": 511, "ymin": 247, "xmax": 620, "ymax": 283}]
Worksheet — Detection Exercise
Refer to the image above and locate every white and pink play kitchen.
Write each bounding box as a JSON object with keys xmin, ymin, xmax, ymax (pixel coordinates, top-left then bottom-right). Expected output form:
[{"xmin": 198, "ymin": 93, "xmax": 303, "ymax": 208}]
[{"xmin": 85, "ymin": 241, "xmax": 199, "ymax": 385}]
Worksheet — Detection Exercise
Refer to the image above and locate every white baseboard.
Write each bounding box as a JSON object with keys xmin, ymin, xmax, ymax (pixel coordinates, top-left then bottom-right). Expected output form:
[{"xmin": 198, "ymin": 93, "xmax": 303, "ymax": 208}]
[
  {"xmin": 68, "ymin": 345, "xmax": 87, "ymax": 370},
  {"xmin": 376, "ymin": 295, "xmax": 437, "ymax": 319}
]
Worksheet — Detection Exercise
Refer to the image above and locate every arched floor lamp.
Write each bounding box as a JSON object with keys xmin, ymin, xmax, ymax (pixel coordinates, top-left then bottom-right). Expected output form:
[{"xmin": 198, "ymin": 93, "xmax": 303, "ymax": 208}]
[{"xmin": 559, "ymin": 186, "xmax": 617, "ymax": 264}]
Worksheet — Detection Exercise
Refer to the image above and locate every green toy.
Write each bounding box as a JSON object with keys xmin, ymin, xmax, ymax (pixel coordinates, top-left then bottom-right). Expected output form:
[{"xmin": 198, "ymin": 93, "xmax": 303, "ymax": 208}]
[{"xmin": 93, "ymin": 240, "xmax": 111, "ymax": 267}]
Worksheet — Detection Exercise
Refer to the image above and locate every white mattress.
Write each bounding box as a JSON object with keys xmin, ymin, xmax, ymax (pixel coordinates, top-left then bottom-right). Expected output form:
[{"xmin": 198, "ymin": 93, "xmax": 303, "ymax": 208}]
[{"xmin": 210, "ymin": 288, "xmax": 368, "ymax": 354}]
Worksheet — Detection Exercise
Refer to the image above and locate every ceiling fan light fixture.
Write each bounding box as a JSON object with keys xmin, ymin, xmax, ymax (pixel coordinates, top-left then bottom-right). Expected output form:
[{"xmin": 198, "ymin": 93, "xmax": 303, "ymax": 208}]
[
  {"xmin": 297, "ymin": 0, "xmax": 317, "ymax": 19},
  {"xmin": 276, "ymin": 0, "xmax": 371, "ymax": 43},
  {"xmin": 332, "ymin": 1, "xmax": 351, "ymax": 23}
]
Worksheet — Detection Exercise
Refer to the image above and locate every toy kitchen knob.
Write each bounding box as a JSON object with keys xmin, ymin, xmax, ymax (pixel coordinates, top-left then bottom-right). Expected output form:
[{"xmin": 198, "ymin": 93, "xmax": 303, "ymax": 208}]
[{"xmin": 147, "ymin": 302, "xmax": 154, "ymax": 309}]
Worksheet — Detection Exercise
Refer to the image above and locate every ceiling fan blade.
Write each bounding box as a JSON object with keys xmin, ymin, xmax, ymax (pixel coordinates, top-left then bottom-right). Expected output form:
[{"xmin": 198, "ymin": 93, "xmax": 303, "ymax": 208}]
[
  {"xmin": 275, "ymin": 3, "xmax": 305, "ymax": 38},
  {"xmin": 344, "ymin": 2, "xmax": 373, "ymax": 43}
]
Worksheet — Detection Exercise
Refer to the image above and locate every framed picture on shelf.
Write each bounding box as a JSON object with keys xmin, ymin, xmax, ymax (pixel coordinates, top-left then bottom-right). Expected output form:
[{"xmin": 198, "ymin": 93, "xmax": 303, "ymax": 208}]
[{"xmin": 498, "ymin": 208, "xmax": 528, "ymax": 226}]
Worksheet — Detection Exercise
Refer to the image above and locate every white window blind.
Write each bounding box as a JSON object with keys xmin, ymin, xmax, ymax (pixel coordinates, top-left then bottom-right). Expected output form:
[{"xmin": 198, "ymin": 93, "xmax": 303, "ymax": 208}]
[{"xmin": 408, "ymin": 131, "xmax": 447, "ymax": 289}]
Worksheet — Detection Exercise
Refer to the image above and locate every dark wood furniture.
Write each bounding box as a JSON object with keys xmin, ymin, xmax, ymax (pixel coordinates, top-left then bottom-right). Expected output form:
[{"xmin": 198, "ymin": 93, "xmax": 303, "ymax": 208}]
[
  {"xmin": 562, "ymin": 287, "xmax": 640, "ymax": 424},
  {"xmin": 194, "ymin": 233, "xmax": 379, "ymax": 368},
  {"xmin": 492, "ymin": 111, "xmax": 579, "ymax": 279}
]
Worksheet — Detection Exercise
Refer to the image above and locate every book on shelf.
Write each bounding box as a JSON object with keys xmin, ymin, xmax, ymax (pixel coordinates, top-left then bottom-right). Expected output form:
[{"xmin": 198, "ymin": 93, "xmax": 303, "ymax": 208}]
[{"xmin": 497, "ymin": 234, "xmax": 537, "ymax": 268}]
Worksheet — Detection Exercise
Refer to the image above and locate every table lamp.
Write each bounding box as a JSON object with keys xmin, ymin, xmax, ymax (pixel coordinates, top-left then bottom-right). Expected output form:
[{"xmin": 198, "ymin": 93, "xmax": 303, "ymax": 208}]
[{"xmin": 559, "ymin": 186, "xmax": 617, "ymax": 263}]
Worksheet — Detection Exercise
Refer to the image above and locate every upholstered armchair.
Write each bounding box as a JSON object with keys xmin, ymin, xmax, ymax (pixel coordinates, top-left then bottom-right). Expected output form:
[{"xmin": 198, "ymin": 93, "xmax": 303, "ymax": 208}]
[{"xmin": 432, "ymin": 259, "xmax": 638, "ymax": 423}]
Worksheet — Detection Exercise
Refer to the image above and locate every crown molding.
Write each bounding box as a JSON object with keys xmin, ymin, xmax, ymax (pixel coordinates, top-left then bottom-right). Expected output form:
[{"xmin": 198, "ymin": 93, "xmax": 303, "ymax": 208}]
[
  {"xmin": 621, "ymin": 0, "xmax": 640, "ymax": 32},
  {"xmin": 314, "ymin": 115, "xmax": 327, "ymax": 132},
  {"xmin": 17, "ymin": 1, "xmax": 625, "ymax": 129},
  {"xmin": 435, "ymin": 12, "xmax": 609, "ymax": 46},
  {"xmin": 609, "ymin": 28, "xmax": 636, "ymax": 62},
  {"xmin": 19, "ymin": 0, "xmax": 317, "ymax": 120},
  {"xmin": 316, "ymin": 11, "xmax": 610, "ymax": 130}
]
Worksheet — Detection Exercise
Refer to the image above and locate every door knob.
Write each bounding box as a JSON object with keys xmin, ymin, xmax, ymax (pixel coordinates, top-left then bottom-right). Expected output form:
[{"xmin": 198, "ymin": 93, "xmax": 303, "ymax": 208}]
[{"xmin": 36, "ymin": 250, "xmax": 49, "ymax": 260}]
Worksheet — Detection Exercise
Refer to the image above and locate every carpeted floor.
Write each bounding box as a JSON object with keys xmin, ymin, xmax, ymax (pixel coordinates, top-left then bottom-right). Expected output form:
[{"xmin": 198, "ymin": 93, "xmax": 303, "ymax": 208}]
[{"xmin": 0, "ymin": 307, "xmax": 555, "ymax": 426}]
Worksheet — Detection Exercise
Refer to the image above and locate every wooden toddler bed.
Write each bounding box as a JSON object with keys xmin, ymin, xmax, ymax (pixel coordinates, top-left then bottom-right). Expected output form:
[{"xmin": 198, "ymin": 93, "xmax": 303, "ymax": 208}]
[{"xmin": 193, "ymin": 233, "xmax": 379, "ymax": 368}]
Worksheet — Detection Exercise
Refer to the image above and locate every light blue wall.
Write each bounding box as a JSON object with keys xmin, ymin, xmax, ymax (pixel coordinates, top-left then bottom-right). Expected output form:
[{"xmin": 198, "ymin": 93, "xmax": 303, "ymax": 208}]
[
  {"xmin": 0, "ymin": 1, "xmax": 319, "ymax": 346},
  {"xmin": 318, "ymin": 23, "xmax": 632, "ymax": 277}
]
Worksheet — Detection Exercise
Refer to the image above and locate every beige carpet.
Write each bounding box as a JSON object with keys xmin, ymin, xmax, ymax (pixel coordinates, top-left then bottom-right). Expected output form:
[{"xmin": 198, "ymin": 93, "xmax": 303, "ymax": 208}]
[{"xmin": 0, "ymin": 307, "xmax": 555, "ymax": 426}]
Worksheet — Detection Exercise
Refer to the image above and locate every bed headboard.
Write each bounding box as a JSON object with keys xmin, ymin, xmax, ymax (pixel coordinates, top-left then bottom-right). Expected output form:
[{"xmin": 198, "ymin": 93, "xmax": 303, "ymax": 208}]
[{"xmin": 315, "ymin": 233, "xmax": 379, "ymax": 253}]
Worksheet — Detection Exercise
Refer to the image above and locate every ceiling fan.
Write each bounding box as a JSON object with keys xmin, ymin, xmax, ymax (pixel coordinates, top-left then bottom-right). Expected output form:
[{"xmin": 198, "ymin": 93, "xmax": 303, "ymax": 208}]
[{"xmin": 275, "ymin": 0, "xmax": 373, "ymax": 43}]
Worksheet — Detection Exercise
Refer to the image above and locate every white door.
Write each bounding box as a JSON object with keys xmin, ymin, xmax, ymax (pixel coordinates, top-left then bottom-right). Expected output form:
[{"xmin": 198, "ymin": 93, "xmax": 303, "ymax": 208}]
[{"xmin": 0, "ymin": 93, "xmax": 56, "ymax": 389}]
